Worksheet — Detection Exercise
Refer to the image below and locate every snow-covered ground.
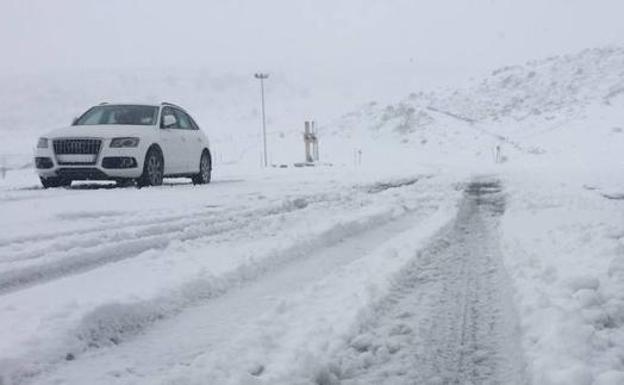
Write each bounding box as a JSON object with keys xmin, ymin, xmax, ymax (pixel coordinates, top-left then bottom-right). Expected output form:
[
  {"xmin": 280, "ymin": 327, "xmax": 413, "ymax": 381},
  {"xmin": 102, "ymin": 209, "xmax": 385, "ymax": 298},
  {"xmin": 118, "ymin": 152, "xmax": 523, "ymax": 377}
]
[
  {"xmin": 1, "ymin": 47, "xmax": 624, "ymax": 384},
  {"xmin": 0, "ymin": 165, "xmax": 465, "ymax": 385},
  {"xmin": 499, "ymin": 165, "xmax": 624, "ymax": 385}
]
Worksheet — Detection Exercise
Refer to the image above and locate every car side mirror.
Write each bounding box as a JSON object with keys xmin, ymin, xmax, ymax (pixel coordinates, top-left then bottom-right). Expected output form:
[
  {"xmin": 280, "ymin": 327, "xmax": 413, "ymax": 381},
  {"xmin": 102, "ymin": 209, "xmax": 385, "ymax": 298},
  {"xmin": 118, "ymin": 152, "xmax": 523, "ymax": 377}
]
[
  {"xmin": 71, "ymin": 117, "xmax": 78, "ymax": 125},
  {"xmin": 162, "ymin": 114, "xmax": 176, "ymax": 128}
]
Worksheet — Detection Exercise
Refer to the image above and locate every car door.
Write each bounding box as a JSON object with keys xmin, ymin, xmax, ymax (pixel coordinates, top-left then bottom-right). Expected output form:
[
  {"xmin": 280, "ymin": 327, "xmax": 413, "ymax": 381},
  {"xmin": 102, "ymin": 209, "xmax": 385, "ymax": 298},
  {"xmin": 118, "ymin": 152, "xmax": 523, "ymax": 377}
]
[
  {"xmin": 173, "ymin": 108, "xmax": 203, "ymax": 173},
  {"xmin": 187, "ymin": 113, "xmax": 207, "ymax": 173},
  {"xmin": 159, "ymin": 107, "xmax": 186, "ymax": 174}
]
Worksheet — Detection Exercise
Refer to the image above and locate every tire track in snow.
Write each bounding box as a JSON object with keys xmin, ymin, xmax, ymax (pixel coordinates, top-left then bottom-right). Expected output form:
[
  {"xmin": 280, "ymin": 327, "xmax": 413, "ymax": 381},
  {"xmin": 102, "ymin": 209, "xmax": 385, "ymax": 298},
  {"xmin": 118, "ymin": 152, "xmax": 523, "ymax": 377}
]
[
  {"xmin": 0, "ymin": 199, "xmax": 302, "ymax": 265},
  {"xmin": 0, "ymin": 174, "xmax": 428, "ymax": 295},
  {"xmin": 361, "ymin": 177, "xmax": 422, "ymax": 194},
  {"xmin": 0, "ymin": 193, "xmax": 346, "ymax": 295},
  {"xmin": 2, "ymin": 198, "xmax": 437, "ymax": 385},
  {"xmin": 334, "ymin": 178, "xmax": 527, "ymax": 385},
  {"xmin": 0, "ymin": 176, "xmax": 428, "ymax": 256},
  {"xmin": 0, "ymin": 206, "xmax": 225, "ymax": 248},
  {"xmin": 0, "ymin": 192, "xmax": 338, "ymax": 254}
]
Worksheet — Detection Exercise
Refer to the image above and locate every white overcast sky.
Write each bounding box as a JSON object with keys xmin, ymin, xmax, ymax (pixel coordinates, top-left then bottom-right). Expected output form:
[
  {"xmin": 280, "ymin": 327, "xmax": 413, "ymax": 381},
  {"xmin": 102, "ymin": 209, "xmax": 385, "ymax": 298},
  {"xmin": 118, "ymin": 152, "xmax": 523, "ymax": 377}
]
[{"xmin": 2, "ymin": 0, "xmax": 624, "ymax": 100}]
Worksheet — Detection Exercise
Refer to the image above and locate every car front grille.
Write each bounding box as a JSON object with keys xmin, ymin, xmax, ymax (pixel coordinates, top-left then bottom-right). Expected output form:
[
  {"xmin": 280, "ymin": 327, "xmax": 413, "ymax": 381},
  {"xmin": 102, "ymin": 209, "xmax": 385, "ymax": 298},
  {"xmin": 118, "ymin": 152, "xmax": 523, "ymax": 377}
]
[
  {"xmin": 56, "ymin": 167, "xmax": 109, "ymax": 180},
  {"xmin": 53, "ymin": 139, "xmax": 101, "ymax": 155}
]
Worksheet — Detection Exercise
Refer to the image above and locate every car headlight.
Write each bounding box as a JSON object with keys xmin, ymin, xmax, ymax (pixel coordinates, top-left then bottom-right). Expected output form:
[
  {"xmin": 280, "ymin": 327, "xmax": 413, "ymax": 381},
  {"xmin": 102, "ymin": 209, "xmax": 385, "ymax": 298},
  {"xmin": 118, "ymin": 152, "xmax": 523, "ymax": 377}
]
[
  {"xmin": 37, "ymin": 138, "xmax": 49, "ymax": 148},
  {"xmin": 110, "ymin": 137, "xmax": 140, "ymax": 148}
]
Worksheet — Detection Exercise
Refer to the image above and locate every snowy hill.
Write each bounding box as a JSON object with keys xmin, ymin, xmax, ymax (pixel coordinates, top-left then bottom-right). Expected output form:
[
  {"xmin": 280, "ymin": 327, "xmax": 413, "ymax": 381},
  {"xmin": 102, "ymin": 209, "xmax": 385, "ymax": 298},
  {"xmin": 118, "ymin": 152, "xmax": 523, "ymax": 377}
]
[
  {"xmin": 328, "ymin": 46, "xmax": 624, "ymax": 168},
  {"xmin": 334, "ymin": 46, "xmax": 624, "ymax": 132},
  {"xmin": 433, "ymin": 47, "xmax": 624, "ymax": 122}
]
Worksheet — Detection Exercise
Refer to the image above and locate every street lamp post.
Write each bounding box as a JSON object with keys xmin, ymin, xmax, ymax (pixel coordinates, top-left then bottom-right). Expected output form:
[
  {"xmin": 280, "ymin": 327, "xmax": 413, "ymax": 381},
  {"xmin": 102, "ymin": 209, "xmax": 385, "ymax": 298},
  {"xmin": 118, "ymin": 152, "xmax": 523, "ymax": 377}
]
[{"xmin": 254, "ymin": 73, "xmax": 269, "ymax": 167}]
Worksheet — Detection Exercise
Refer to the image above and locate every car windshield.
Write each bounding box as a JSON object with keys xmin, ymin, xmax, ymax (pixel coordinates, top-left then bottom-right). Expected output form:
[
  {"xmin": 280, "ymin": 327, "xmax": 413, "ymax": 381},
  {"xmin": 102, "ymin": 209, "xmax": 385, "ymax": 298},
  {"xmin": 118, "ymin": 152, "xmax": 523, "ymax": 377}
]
[{"xmin": 74, "ymin": 105, "xmax": 158, "ymax": 126}]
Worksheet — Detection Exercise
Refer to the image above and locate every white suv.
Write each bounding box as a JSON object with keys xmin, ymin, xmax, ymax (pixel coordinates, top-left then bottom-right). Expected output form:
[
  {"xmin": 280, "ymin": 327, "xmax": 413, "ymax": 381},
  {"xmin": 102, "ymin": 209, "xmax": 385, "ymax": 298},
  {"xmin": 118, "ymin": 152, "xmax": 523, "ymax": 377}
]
[{"xmin": 34, "ymin": 102, "xmax": 212, "ymax": 188}]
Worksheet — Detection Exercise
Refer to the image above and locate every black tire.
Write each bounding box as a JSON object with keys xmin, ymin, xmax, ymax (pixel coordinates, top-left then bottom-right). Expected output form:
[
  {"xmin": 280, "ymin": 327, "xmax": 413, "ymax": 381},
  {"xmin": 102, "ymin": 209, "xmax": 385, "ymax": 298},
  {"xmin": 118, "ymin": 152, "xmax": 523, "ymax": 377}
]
[
  {"xmin": 115, "ymin": 178, "xmax": 135, "ymax": 188},
  {"xmin": 192, "ymin": 151, "xmax": 212, "ymax": 185},
  {"xmin": 137, "ymin": 147, "xmax": 164, "ymax": 187},
  {"xmin": 40, "ymin": 176, "xmax": 71, "ymax": 189}
]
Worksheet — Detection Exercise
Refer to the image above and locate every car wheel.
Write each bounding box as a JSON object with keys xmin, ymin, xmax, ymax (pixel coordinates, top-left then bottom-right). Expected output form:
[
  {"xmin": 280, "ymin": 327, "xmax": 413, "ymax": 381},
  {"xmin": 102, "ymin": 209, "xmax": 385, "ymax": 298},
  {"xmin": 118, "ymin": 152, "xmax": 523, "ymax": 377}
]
[
  {"xmin": 60, "ymin": 179, "xmax": 72, "ymax": 187},
  {"xmin": 115, "ymin": 178, "xmax": 135, "ymax": 188},
  {"xmin": 192, "ymin": 151, "xmax": 211, "ymax": 185},
  {"xmin": 40, "ymin": 176, "xmax": 71, "ymax": 189},
  {"xmin": 137, "ymin": 148, "xmax": 164, "ymax": 187}
]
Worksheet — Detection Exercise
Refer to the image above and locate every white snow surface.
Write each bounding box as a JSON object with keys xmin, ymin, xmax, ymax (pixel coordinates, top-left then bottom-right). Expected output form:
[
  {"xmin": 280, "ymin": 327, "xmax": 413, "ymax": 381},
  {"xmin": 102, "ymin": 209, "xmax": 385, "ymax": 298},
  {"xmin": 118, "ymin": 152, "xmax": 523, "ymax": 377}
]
[
  {"xmin": 1, "ymin": 46, "xmax": 624, "ymax": 384},
  {"xmin": 0, "ymin": 166, "xmax": 462, "ymax": 385}
]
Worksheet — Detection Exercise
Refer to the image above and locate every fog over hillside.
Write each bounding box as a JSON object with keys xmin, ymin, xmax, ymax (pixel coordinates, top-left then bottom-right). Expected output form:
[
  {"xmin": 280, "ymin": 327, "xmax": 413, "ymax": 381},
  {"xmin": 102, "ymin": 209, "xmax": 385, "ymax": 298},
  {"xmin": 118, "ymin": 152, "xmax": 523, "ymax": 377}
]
[
  {"xmin": 2, "ymin": 0, "xmax": 624, "ymax": 168},
  {"xmin": 333, "ymin": 46, "xmax": 624, "ymax": 138},
  {"xmin": 322, "ymin": 46, "xmax": 624, "ymax": 169}
]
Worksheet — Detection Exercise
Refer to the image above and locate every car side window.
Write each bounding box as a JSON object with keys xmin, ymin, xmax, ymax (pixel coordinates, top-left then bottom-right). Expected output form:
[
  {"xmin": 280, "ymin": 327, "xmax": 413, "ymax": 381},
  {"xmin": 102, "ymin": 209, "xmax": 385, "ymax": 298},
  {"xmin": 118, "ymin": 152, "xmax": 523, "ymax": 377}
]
[
  {"xmin": 160, "ymin": 107, "xmax": 178, "ymax": 129},
  {"xmin": 173, "ymin": 109, "xmax": 192, "ymax": 130},
  {"xmin": 188, "ymin": 115, "xmax": 200, "ymax": 131}
]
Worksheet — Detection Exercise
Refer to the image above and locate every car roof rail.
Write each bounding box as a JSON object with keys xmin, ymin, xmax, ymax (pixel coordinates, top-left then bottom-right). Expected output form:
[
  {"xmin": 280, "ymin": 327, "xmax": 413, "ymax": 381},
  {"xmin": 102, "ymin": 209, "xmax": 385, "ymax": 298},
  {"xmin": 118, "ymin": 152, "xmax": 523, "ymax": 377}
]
[
  {"xmin": 161, "ymin": 102, "xmax": 185, "ymax": 111},
  {"xmin": 99, "ymin": 102, "xmax": 108, "ymax": 105}
]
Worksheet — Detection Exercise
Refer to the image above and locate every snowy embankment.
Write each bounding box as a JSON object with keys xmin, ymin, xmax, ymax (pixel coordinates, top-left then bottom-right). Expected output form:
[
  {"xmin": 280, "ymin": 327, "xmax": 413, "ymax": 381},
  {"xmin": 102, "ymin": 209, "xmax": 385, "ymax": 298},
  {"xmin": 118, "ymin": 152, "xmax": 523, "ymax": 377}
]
[{"xmin": 501, "ymin": 167, "xmax": 624, "ymax": 385}]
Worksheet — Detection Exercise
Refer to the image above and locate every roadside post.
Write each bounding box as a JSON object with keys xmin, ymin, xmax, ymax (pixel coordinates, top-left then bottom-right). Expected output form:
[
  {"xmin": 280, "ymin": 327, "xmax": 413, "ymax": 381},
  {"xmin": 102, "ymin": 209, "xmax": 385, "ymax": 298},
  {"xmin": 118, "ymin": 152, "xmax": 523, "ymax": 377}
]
[
  {"xmin": 254, "ymin": 73, "xmax": 269, "ymax": 167},
  {"xmin": 0, "ymin": 155, "xmax": 6, "ymax": 179},
  {"xmin": 353, "ymin": 148, "xmax": 363, "ymax": 166},
  {"xmin": 303, "ymin": 121, "xmax": 319, "ymax": 163}
]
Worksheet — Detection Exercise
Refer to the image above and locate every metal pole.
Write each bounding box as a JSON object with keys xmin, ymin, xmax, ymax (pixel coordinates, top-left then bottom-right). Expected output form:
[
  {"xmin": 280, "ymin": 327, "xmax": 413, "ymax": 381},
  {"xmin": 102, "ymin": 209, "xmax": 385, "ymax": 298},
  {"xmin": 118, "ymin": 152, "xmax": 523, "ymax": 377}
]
[
  {"xmin": 254, "ymin": 73, "xmax": 269, "ymax": 167},
  {"xmin": 312, "ymin": 121, "xmax": 319, "ymax": 162},
  {"xmin": 260, "ymin": 78, "xmax": 267, "ymax": 167},
  {"xmin": 304, "ymin": 121, "xmax": 311, "ymax": 162}
]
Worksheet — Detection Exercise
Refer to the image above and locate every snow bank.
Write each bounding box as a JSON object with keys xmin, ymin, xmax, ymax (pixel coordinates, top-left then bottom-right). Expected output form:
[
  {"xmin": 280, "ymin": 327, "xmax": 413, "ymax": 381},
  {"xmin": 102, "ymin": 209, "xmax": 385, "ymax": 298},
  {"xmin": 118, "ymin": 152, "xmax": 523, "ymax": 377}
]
[{"xmin": 500, "ymin": 168, "xmax": 624, "ymax": 385}]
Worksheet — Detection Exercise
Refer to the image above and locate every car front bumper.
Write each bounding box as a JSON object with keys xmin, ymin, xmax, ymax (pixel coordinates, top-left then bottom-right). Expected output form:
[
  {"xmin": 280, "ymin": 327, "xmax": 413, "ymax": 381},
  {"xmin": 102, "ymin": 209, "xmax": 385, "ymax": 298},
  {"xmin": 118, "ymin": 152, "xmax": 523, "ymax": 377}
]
[{"xmin": 34, "ymin": 139, "xmax": 145, "ymax": 180}]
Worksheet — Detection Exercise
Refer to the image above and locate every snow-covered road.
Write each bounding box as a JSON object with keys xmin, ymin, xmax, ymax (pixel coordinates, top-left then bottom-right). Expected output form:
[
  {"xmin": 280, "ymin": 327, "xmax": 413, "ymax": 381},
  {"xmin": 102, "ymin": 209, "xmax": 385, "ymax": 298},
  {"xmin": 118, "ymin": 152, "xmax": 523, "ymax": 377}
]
[
  {"xmin": 1, "ymin": 164, "xmax": 623, "ymax": 385},
  {"xmin": 30, "ymin": 190, "xmax": 452, "ymax": 385},
  {"xmin": 331, "ymin": 178, "xmax": 526, "ymax": 385},
  {"xmin": 0, "ymin": 168, "xmax": 463, "ymax": 384}
]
